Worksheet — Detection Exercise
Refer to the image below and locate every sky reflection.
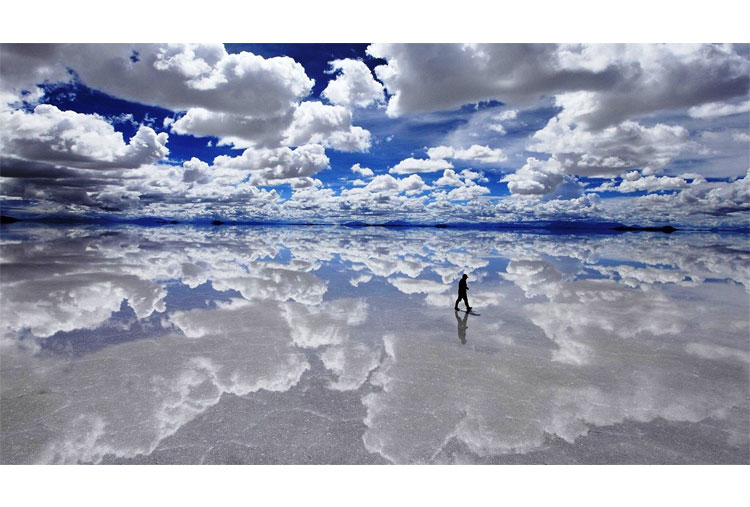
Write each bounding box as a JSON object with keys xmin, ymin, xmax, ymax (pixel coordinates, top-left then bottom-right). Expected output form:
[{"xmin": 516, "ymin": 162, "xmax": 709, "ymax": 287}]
[{"xmin": 1, "ymin": 225, "xmax": 748, "ymax": 464}]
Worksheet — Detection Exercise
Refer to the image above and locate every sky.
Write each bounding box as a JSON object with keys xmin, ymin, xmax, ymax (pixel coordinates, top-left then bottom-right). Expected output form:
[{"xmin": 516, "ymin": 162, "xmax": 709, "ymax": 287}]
[{"xmin": 0, "ymin": 43, "xmax": 748, "ymax": 226}]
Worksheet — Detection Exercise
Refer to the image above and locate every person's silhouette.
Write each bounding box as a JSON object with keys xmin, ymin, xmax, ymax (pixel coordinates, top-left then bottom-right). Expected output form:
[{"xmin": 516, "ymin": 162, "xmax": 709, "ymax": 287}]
[
  {"xmin": 454, "ymin": 274, "xmax": 472, "ymax": 312},
  {"xmin": 455, "ymin": 309, "xmax": 469, "ymax": 344}
]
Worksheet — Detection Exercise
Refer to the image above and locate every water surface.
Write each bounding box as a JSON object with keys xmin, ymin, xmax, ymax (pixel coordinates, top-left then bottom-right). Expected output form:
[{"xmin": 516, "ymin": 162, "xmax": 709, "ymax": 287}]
[{"xmin": 1, "ymin": 225, "xmax": 748, "ymax": 464}]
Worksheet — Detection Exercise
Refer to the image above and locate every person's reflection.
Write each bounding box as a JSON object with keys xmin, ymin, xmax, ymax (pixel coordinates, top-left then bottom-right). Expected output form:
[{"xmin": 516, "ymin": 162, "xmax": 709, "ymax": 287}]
[{"xmin": 455, "ymin": 309, "xmax": 470, "ymax": 344}]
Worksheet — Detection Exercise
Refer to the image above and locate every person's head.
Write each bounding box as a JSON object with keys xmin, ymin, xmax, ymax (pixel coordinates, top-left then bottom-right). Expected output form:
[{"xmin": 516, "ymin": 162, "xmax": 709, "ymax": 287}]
[{"xmin": 462, "ymin": 274, "xmax": 468, "ymax": 279}]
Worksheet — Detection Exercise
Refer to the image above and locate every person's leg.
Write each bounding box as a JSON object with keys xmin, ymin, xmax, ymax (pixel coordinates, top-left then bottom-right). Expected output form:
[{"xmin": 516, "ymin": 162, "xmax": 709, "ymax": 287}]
[
  {"xmin": 463, "ymin": 294, "xmax": 471, "ymax": 310},
  {"xmin": 454, "ymin": 295, "xmax": 461, "ymax": 310}
]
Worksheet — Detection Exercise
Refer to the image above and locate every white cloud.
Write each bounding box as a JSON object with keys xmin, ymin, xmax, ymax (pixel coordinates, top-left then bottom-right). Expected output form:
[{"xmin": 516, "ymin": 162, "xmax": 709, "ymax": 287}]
[
  {"xmin": 501, "ymin": 157, "xmax": 565, "ymax": 195},
  {"xmin": 283, "ymin": 173, "xmax": 434, "ymax": 219},
  {"xmin": 282, "ymin": 101, "xmax": 371, "ymax": 152},
  {"xmin": 363, "ymin": 174, "xmax": 400, "ymax": 192},
  {"xmin": 349, "ymin": 273, "xmax": 373, "ymax": 287},
  {"xmin": 688, "ymin": 100, "xmax": 750, "ymax": 119},
  {"xmin": 180, "ymin": 157, "xmax": 211, "ymax": 184},
  {"xmin": 351, "ymin": 163, "xmax": 374, "ymax": 178},
  {"xmin": 171, "ymin": 101, "xmax": 372, "ymax": 152},
  {"xmin": 628, "ymin": 170, "xmax": 750, "ymax": 218},
  {"xmin": 2, "ymin": 44, "xmax": 374, "ymax": 170},
  {"xmin": 398, "ymin": 174, "xmax": 429, "ymax": 194},
  {"xmin": 488, "ymin": 124, "xmax": 506, "ymax": 135},
  {"xmin": 436, "ymin": 169, "xmax": 489, "ymax": 188},
  {"xmin": 435, "ymin": 169, "xmax": 463, "ymax": 187},
  {"xmin": 367, "ymin": 43, "xmax": 748, "ymax": 197},
  {"xmin": 446, "ymin": 184, "xmax": 490, "ymax": 201},
  {"xmin": 212, "ymin": 144, "xmax": 329, "ymax": 185},
  {"xmin": 389, "ymin": 157, "xmax": 453, "ymax": 175},
  {"xmin": 73, "ymin": 44, "xmax": 313, "ymax": 118},
  {"xmin": 490, "ymin": 193, "xmax": 601, "ymax": 222},
  {"xmin": 321, "ymin": 59, "xmax": 385, "ymax": 109},
  {"xmin": 494, "ymin": 109, "xmax": 518, "ymax": 122},
  {"xmin": 368, "ymin": 43, "xmax": 749, "ymax": 126},
  {"xmin": 427, "ymin": 144, "xmax": 506, "ymax": 164},
  {"xmin": 488, "ymin": 109, "xmax": 518, "ymax": 135},
  {"xmin": 0, "ymin": 104, "xmax": 169, "ymax": 169},
  {"xmin": 528, "ymin": 114, "xmax": 689, "ymax": 177},
  {"xmin": 169, "ymin": 107, "xmax": 293, "ymax": 148},
  {"xmin": 0, "ymin": 104, "xmax": 174, "ymax": 212},
  {"xmin": 591, "ymin": 171, "xmax": 694, "ymax": 193},
  {"xmin": 362, "ymin": 174, "xmax": 428, "ymax": 195},
  {"xmin": 460, "ymin": 169, "xmax": 488, "ymax": 183}
]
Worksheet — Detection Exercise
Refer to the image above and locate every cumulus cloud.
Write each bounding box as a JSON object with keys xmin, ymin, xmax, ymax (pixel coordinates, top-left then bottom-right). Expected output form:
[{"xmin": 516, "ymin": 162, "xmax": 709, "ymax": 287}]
[
  {"xmin": 362, "ymin": 174, "xmax": 429, "ymax": 195},
  {"xmin": 389, "ymin": 157, "xmax": 453, "ymax": 174},
  {"xmin": 0, "ymin": 44, "xmax": 72, "ymax": 103},
  {"xmin": 321, "ymin": 59, "xmax": 385, "ymax": 109},
  {"xmin": 212, "ymin": 144, "xmax": 329, "ymax": 185},
  {"xmin": 169, "ymin": 107, "xmax": 294, "ymax": 148},
  {"xmin": 282, "ymin": 101, "xmax": 371, "ymax": 152},
  {"xmin": 461, "ymin": 169, "xmax": 489, "ymax": 183},
  {"xmin": 170, "ymin": 100, "xmax": 372, "ymax": 152},
  {"xmin": 591, "ymin": 171, "xmax": 697, "ymax": 193},
  {"xmin": 0, "ymin": 104, "xmax": 168, "ymax": 169},
  {"xmin": 3, "ymin": 45, "xmax": 316, "ymax": 164},
  {"xmin": 445, "ymin": 184, "xmax": 490, "ymax": 201},
  {"xmin": 351, "ymin": 163, "xmax": 374, "ymax": 178},
  {"xmin": 629, "ymin": 170, "xmax": 750, "ymax": 218},
  {"xmin": 501, "ymin": 157, "xmax": 565, "ymax": 195},
  {"xmin": 7, "ymin": 44, "xmax": 315, "ymax": 118},
  {"xmin": 0, "ymin": 104, "xmax": 173, "ymax": 212},
  {"xmin": 435, "ymin": 169, "xmax": 464, "ymax": 187},
  {"xmin": 367, "ymin": 43, "xmax": 613, "ymax": 117},
  {"xmin": 491, "ymin": 193, "xmax": 602, "ymax": 222},
  {"xmin": 368, "ymin": 43, "xmax": 749, "ymax": 126},
  {"xmin": 367, "ymin": 43, "xmax": 748, "ymax": 201},
  {"xmin": 436, "ymin": 169, "xmax": 490, "ymax": 198},
  {"xmin": 1, "ymin": 44, "xmax": 372, "ymax": 198},
  {"xmin": 0, "ymin": 44, "xmax": 377, "ymax": 214},
  {"xmin": 397, "ymin": 174, "xmax": 430, "ymax": 194},
  {"xmin": 528, "ymin": 114, "xmax": 690, "ymax": 177},
  {"xmin": 427, "ymin": 144, "xmax": 506, "ymax": 164}
]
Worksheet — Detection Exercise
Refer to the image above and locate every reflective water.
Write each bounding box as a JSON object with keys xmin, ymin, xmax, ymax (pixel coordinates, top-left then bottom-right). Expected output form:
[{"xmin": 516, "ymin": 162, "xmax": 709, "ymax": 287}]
[{"xmin": 1, "ymin": 225, "xmax": 748, "ymax": 464}]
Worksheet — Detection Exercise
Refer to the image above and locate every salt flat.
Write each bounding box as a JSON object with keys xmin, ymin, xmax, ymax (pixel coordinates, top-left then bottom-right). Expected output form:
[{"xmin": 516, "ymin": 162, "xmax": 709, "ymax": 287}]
[{"xmin": 1, "ymin": 225, "xmax": 748, "ymax": 464}]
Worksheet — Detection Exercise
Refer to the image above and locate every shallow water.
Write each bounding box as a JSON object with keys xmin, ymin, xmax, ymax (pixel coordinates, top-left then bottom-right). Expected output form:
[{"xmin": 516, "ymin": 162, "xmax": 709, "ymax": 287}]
[{"xmin": 1, "ymin": 224, "xmax": 748, "ymax": 464}]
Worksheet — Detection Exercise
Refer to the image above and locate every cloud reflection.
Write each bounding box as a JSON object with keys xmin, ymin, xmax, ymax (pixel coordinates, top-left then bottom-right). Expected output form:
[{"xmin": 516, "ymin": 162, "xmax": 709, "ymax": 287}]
[{"xmin": 0, "ymin": 225, "xmax": 747, "ymax": 463}]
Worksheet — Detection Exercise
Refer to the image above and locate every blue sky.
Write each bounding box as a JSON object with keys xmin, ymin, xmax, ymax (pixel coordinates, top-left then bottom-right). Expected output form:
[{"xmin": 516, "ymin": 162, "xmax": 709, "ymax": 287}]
[{"xmin": 1, "ymin": 43, "xmax": 748, "ymax": 226}]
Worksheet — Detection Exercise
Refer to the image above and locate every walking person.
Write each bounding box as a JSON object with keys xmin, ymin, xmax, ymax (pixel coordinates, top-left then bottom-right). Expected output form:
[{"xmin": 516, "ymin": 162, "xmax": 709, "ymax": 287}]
[{"xmin": 454, "ymin": 274, "xmax": 472, "ymax": 312}]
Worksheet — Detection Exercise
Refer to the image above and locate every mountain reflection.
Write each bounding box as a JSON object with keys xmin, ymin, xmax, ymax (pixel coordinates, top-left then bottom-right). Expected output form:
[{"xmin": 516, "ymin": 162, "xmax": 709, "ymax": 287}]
[{"xmin": 1, "ymin": 224, "xmax": 748, "ymax": 464}]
